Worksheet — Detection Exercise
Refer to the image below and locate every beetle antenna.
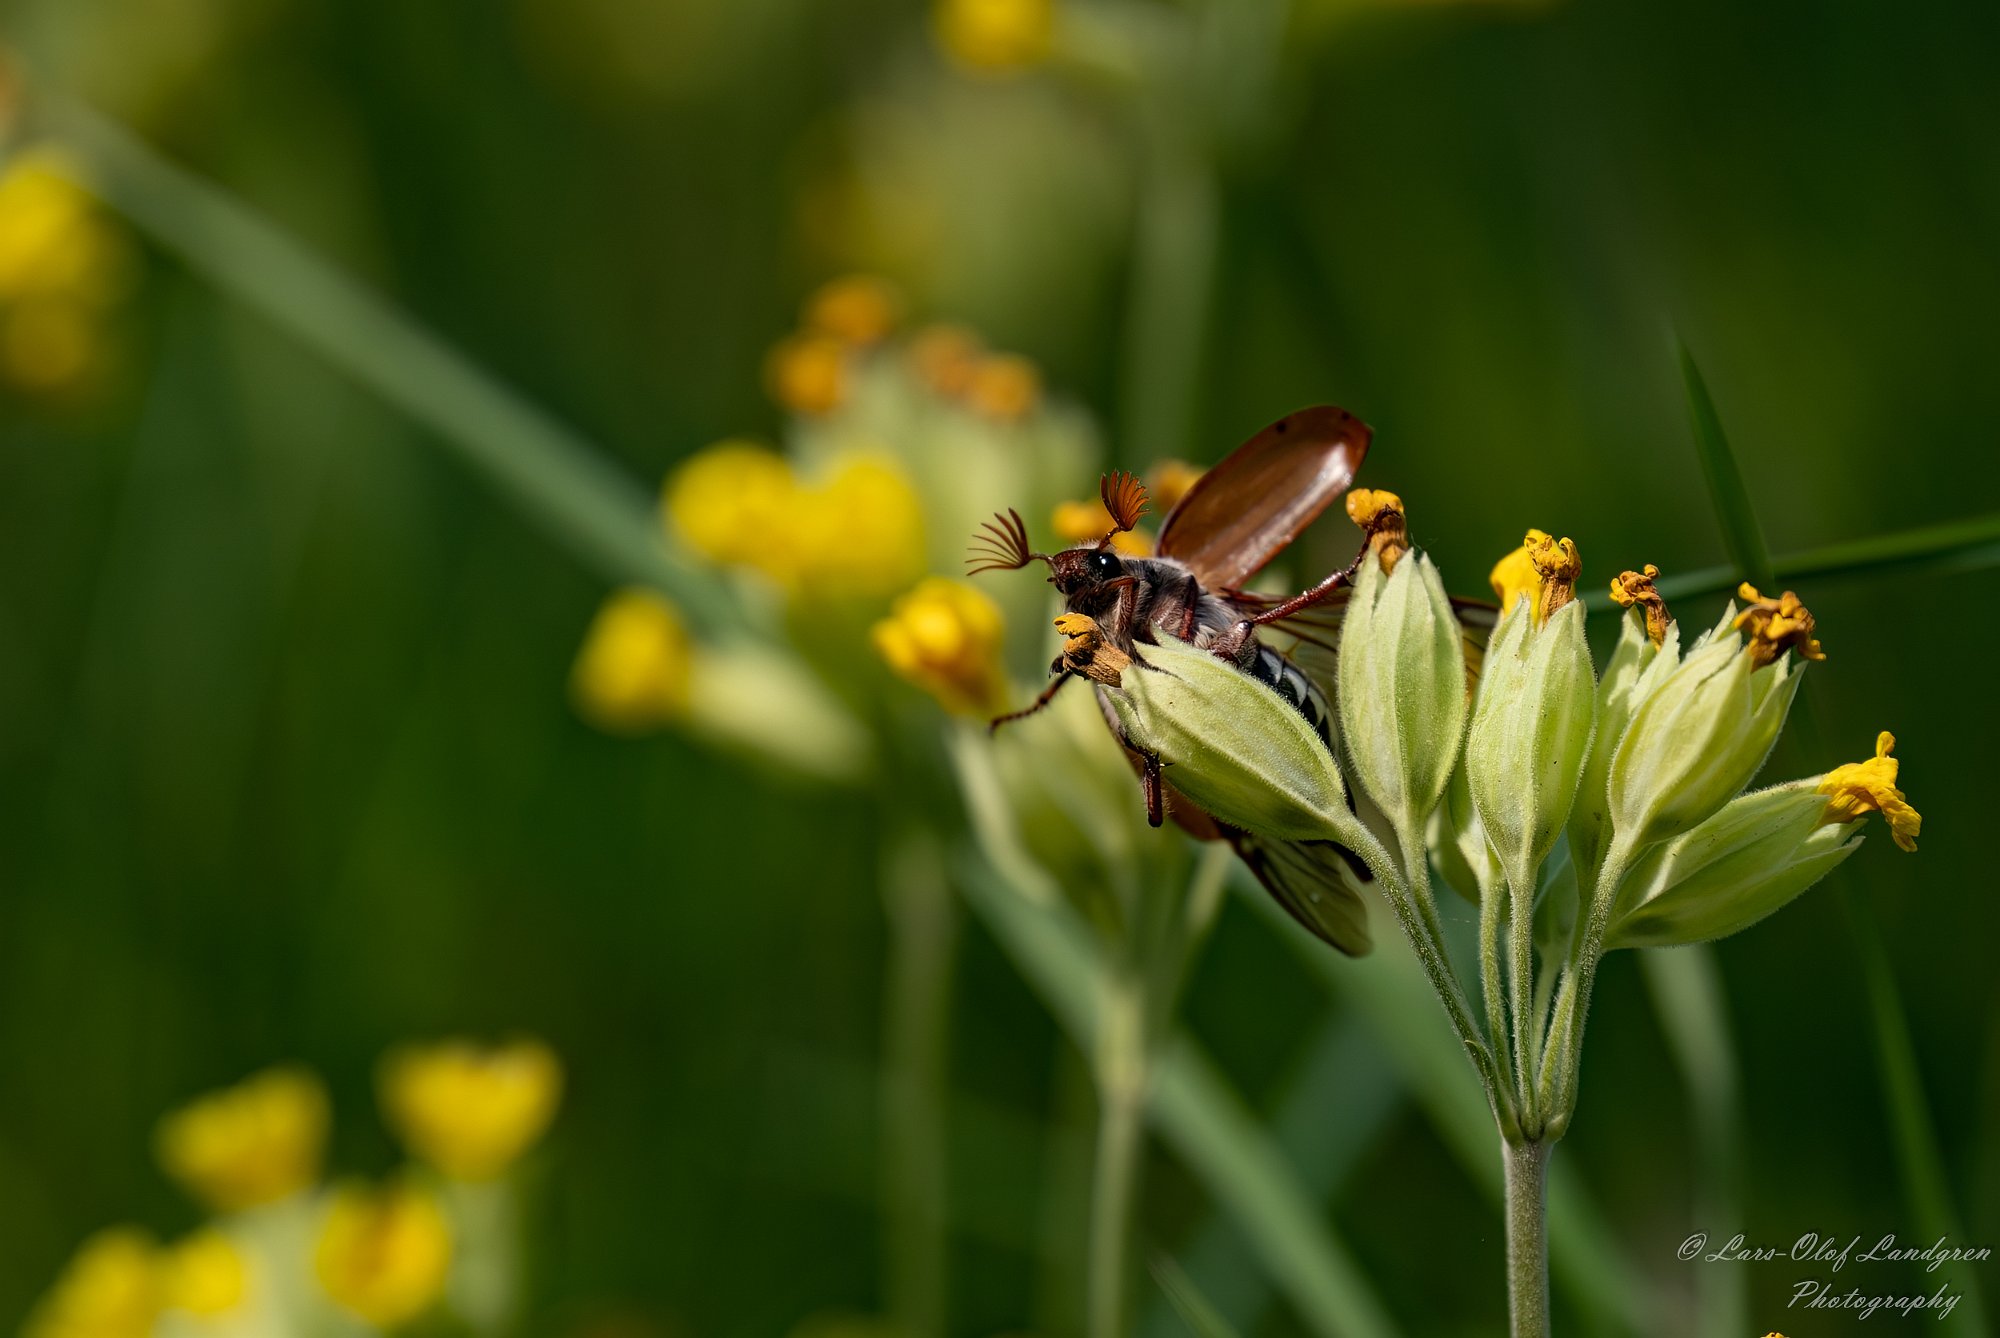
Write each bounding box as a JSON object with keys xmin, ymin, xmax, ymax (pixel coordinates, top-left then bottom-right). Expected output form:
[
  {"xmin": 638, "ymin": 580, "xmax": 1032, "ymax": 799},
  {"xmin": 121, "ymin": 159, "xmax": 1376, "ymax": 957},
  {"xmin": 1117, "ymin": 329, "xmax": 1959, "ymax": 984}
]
[
  {"xmin": 1098, "ymin": 470, "xmax": 1149, "ymax": 546},
  {"xmin": 967, "ymin": 508, "xmax": 1050, "ymax": 575}
]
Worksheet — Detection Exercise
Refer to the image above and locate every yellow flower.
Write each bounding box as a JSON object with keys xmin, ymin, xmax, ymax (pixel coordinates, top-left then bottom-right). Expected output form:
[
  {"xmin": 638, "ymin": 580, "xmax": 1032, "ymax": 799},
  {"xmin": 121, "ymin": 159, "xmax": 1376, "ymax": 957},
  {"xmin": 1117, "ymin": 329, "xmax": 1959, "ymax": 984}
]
[
  {"xmin": 1344, "ymin": 488, "xmax": 1409, "ymax": 573},
  {"xmin": 1050, "ymin": 499, "xmax": 1148, "ymax": 555},
  {"xmin": 664, "ymin": 440, "xmax": 802, "ymax": 575},
  {"xmin": 156, "ymin": 1066, "xmax": 329, "ymax": 1213},
  {"xmin": 804, "ymin": 275, "xmax": 901, "ymax": 345},
  {"xmin": 794, "ymin": 453, "xmax": 928, "ymax": 598},
  {"xmin": 908, "ymin": 323, "xmax": 984, "ymax": 397},
  {"xmin": 1608, "ymin": 563, "xmax": 1671, "ymax": 647},
  {"xmin": 24, "ymin": 1228, "xmax": 161, "ymax": 1338},
  {"xmin": 571, "ymin": 588, "xmax": 695, "ymax": 732},
  {"xmin": 0, "ymin": 152, "xmax": 125, "ymax": 304},
  {"xmin": 766, "ymin": 331, "xmax": 849, "ymax": 416},
  {"xmin": 1146, "ymin": 459, "xmax": 1204, "ymax": 514},
  {"xmin": 1487, "ymin": 528, "xmax": 1580, "ymax": 623},
  {"xmin": 314, "ymin": 1181, "xmax": 453, "ymax": 1328},
  {"xmin": 161, "ymin": 1230, "xmax": 248, "ymax": 1319},
  {"xmin": 379, "ymin": 1038, "xmax": 564, "ymax": 1181},
  {"xmin": 873, "ymin": 578, "xmax": 1008, "ymax": 715},
  {"xmin": 934, "ymin": 0, "xmax": 1055, "ymax": 73},
  {"xmin": 1734, "ymin": 582, "xmax": 1826, "ymax": 668},
  {"xmin": 3, "ymin": 298, "xmax": 100, "ymax": 391},
  {"xmin": 964, "ymin": 353, "xmax": 1041, "ymax": 422},
  {"xmin": 1818, "ymin": 731, "xmax": 1921, "ymax": 852}
]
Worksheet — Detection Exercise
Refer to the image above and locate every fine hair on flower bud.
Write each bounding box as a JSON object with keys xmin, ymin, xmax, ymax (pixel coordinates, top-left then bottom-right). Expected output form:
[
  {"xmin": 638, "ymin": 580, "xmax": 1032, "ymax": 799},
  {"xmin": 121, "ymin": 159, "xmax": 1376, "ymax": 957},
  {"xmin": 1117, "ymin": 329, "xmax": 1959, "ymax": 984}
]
[
  {"xmin": 1103, "ymin": 634, "xmax": 1347, "ymax": 842},
  {"xmin": 1337, "ymin": 552, "xmax": 1467, "ymax": 831}
]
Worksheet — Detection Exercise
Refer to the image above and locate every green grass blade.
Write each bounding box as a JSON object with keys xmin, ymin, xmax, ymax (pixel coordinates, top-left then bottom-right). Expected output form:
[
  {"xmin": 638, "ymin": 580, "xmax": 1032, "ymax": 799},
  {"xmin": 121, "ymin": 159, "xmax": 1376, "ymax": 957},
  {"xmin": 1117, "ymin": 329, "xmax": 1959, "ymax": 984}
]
[
  {"xmin": 1639, "ymin": 948, "xmax": 1747, "ymax": 1336},
  {"xmin": 1678, "ymin": 341, "xmax": 1777, "ymax": 591},
  {"xmin": 1137, "ymin": 1018, "xmax": 1404, "ymax": 1338},
  {"xmin": 1236, "ymin": 883, "xmax": 1653, "ymax": 1333},
  {"xmin": 1150, "ymin": 1254, "xmax": 1247, "ymax": 1338},
  {"xmin": 38, "ymin": 92, "xmax": 743, "ymax": 634}
]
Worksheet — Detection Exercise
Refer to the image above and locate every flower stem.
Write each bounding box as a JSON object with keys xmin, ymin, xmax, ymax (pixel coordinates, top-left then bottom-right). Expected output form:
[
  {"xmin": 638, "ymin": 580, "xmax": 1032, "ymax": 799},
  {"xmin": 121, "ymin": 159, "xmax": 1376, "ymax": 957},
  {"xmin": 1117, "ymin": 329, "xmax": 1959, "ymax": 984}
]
[
  {"xmin": 880, "ymin": 834, "xmax": 959, "ymax": 1338},
  {"xmin": 1503, "ymin": 1139, "xmax": 1552, "ymax": 1338},
  {"xmin": 1088, "ymin": 971, "xmax": 1148, "ymax": 1338}
]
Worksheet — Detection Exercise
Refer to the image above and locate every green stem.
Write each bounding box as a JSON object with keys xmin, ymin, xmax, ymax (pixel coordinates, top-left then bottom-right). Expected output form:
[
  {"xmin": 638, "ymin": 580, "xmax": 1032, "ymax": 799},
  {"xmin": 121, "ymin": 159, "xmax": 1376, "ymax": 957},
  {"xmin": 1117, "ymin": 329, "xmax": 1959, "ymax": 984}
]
[
  {"xmin": 1507, "ymin": 871, "xmax": 1538, "ymax": 1134},
  {"xmin": 1089, "ymin": 971, "xmax": 1149, "ymax": 1338},
  {"xmin": 1503, "ymin": 1139, "xmax": 1552, "ymax": 1338},
  {"xmin": 880, "ymin": 835, "xmax": 960, "ymax": 1338},
  {"xmin": 1537, "ymin": 834, "xmax": 1638, "ymax": 1133},
  {"xmin": 1478, "ymin": 866, "xmax": 1514, "ymax": 1111}
]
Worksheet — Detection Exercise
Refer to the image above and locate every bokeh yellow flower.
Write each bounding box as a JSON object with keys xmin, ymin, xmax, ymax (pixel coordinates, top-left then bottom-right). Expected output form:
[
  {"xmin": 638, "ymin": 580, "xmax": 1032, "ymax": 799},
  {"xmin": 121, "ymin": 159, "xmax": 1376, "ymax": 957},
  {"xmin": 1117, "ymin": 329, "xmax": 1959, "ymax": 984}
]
[
  {"xmin": 314, "ymin": 1181, "xmax": 453, "ymax": 1328},
  {"xmin": 161, "ymin": 1230, "xmax": 248, "ymax": 1319},
  {"xmin": 1146, "ymin": 459, "xmax": 1203, "ymax": 514},
  {"xmin": 664, "ymin": 442, "xmax": 924, "ymax": 598},
  {"xmin": 908, "ymin": 323, "xmax": 984, "ymax": 398},
  {"xmin": 964, "ymin": 353, "xmax": 1041, "ymax": 422},
  {"xmin": 874, "ymin": 578, "xmax": 1008, "ymax": 716},
  {"xmin": 1819, "ymin": 731, "xmax": 1921, "ymax": 852},
  {"xmin": 934, "ymin": 0, "xmax": 1055, "ymax": 74},
  {"xmin": 24, "ymin": 1228, "xmax": 161, "ymax": 1338},
  {"xmin": 571, "ymin": 588, "xmax": 695, "ymax": 732},
  {"xmin": 0, "ymin": 149, "xmax": 132, "ymax": 394},
  {"xmin": 379, "ymin": 1037, "xmax": 564, "ymax": 1181},
  {"xmin": 1735, "ymin": 582, "xmax": 1826, "ymax": 668},
  {"xmin": 665, "ymin": 439, "xmax": 802, "ymax": 574},
  {"xmin": 156, "ymin": 1066, "xmax": 329, "ymax": 1213},
  {"xmin": 804, "ymin": 274, "xmax": 902, "ymax": 345},
  {"xmin": 766, "ymin": 330, "xmax": 849, "ymax": 416},
  {"xmin": 1050, "ymin": 498, "xmax": 1147, "ymax": 555}
]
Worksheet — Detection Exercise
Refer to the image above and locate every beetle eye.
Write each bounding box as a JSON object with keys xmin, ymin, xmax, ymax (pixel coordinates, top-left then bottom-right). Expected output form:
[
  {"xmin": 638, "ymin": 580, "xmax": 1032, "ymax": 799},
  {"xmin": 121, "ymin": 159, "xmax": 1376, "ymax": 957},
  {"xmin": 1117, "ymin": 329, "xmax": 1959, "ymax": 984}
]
[{"xmin": 1090, "ymin": 551, "xmax": 1123, "ymax": 580}]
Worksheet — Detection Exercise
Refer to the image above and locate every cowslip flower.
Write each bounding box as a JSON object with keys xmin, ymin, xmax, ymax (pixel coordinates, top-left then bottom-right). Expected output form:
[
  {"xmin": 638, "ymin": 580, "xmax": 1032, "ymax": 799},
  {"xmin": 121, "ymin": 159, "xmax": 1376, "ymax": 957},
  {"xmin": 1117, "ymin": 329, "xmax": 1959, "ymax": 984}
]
[
  {"xmin": 766, "ymin": 330, "xmax": 849, "ymax": 416},
  {"xmin": 908, "ymin": 324, "xmax": 985, "ymax": 398},
  {"xmin": 964, "ymin": 352, "xmax": 1041, "ymax": 422},
  {"xmin": 874, "ymin": 578, "xmax": 1009, "ymax": 716},
  {"xmin": 933, "ymin": 0, "xmax": 1054, "ymax": 74},
  {"xmin": 379, "ymin": 1038, "xmax": 564, "ymax": 1181},
  {"xmin": 1735, "ymin": 582, "xmax": 1827, "ymax": 667},
  {"xmin": 803, "ymin": 274, "xmax": 902, "ymax": 346},
  {"xmin": 1051, "ymin": 497, "xmax": 1148, "ymax": 555},
  {"xmin": 1606, "ymin": 588, "xmax": 1814, "ymax": 851},
  {"xmin": 1146, "ymin": 459, "xmax": 1204, "ymax": 515},
  {"xmin": 0, "ymin": 149, "xmax": 132, "ymax": 393},
  {"xmin": 160, "ymin": 1229, "xmax": 249, "ymax": 1320},
  {"xmin": 664, "ymin": 440, "xmax": 802, "ymax": 576},
  {"xmin": 1465, "ymin": 532, "xmax": 1595, "ymax": 895},
  {"xmin": 570, "ymin": 588, "xmax": 694, "ymax": 732},
  {"xmin": 313, "ymin": 1181, "xmax": 453, "ymax": 1328},
  {"xmin": 24, "ymin": 1229, "xmax": 161, "ymax": 1338},
  {"xmin": 793, "ymin": 454, "xmax": 928, "ymax": 598},
  {"xmin": 1818, "ymin": 730, "xmax": 1920, "ymax": 851},
  {"xmin": 155, "ymin": 1067, "xmax": 329, "ymax": 1214},
  {"xmin": 1487, "ymin": 528, "xmax": 1577, "ymax": 625}
]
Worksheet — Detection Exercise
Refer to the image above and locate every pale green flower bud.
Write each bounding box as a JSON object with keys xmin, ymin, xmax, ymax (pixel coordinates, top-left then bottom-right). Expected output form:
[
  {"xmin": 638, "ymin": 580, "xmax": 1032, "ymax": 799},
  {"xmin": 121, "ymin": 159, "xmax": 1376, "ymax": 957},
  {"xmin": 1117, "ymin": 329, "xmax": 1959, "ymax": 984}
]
[
  {"xmin": 1103, "ymin": 633, "xmax": 1346, "ymax": 842},
  {"xmin": 1464, "ymin": 599, "xmax": 1597, "ymax": 895},
  {"xmin": 1606, "ymin": 622, "xmax": 1801, "ymax": 852},
  {"xmin": 1337, "ymin": 553, "xmax": 1467, "ymax": 829},
  {"xmin": 1567, "ymin": 609, "xmax": 1679, "ymax": 875},
  {"xmin": 1605, "ymin": 782, "xmax": 1863, "ymax": 949}
]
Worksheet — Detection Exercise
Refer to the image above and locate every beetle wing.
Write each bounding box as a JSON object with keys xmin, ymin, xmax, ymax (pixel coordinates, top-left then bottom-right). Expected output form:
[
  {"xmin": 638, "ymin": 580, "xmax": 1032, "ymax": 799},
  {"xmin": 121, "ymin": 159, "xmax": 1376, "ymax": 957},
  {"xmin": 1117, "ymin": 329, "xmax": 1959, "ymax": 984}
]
[
  {"xmin": 1224, "ymin": 826, "xmax": 1373, "ymax": 956},
  {"xmin": 1156, "ymin": 405, "xmax": 1371, "ymax": 589}
]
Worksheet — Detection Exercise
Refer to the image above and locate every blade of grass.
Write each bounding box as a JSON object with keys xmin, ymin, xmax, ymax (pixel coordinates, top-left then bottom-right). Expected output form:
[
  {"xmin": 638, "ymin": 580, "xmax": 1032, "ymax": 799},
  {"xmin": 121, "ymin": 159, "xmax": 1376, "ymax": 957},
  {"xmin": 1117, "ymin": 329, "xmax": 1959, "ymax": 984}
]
[
  {"xmin": 1678, "ymin": 341, "xmax": 1776, "ymax": 590},
  {"xmin": 1150, "ymin": 1254, "xmax": 1246, "ymax": 1338},
  {"xmin": 1639, "ymin": 948, "xmax": 1747, "ymax": 1336},
  {"xmin": 1584, "ymin": 511, "xmax": 2000, "ymax": 613},
  {"xmin": 35, "ymin": 91, "xmax": 744, "ymax": 635},
  {"xmin": 1236, "ymin": 882, "xmax": 1654, "ymax": 1334},
  {"xmin": 956, "ymin": 858, "xmax": 1403, "ymax": 1338},
  {"xmin": 1676, "ymin": 349, "xmax": 1989, "ymax": 1334},
  {"xmin": 1137, "ymin": 1017, "xmax": 1404, "ymax": 1338}
]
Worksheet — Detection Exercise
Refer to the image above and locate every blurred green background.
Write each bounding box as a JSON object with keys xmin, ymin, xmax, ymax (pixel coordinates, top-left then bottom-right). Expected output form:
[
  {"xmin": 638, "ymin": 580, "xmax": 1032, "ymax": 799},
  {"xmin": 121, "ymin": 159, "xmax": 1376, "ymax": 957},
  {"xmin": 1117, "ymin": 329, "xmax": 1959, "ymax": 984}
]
[{"xmin": 1, "ymin": 0, "xmax": 1996, "ymax": 1333}]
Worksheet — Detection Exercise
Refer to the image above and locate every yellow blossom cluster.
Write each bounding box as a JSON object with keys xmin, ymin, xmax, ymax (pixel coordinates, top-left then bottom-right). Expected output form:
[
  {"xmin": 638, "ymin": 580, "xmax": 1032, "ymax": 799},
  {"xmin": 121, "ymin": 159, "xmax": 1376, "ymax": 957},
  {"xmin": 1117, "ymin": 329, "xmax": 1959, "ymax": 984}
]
[
  {"xmin": 873, "ymin": 577, "xmax": 1010, "ymax": 716},
  {"xmin": 663, "ymin": 440, "xmax": 927, "ymax": 598},
  {"xmin": 0, "ymin": 150, "xmax": 133, "ymax": 394},
  {"xmin": 28, "ymin": 1039, "xmax": 563, "ymax": 1336},
  {"xmin": 933, "ymin": 0, "xmax": 1056, "ymax": 74}
]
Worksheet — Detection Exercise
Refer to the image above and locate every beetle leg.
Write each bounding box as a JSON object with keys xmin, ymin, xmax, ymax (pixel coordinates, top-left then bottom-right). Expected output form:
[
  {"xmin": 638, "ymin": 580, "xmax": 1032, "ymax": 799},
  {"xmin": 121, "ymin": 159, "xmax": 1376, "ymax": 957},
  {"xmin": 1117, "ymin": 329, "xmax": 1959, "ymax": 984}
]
[
  {"xmin": 1129, "ymin": 738, "xmax": 1165, "ymax": 828},
  {"xmin": 1175, "ymin": 573, "xmax": 1201, "ymax": 641},
  {"xmin": 989, "ymin": 670, "xmax": 1073, "ymax": 733},
  {"xmin": 1246, "ymin": 537, "xmax": 1373, "ymax": 627}
]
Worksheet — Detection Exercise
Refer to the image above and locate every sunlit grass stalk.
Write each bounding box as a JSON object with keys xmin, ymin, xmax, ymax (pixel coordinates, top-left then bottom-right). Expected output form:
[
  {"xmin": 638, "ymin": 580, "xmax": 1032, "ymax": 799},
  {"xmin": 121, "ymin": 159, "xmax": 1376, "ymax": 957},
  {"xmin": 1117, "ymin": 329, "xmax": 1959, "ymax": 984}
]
[{"xmin": 880, "ymin": 831, "xmax": 960, "ymax": 1338}]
